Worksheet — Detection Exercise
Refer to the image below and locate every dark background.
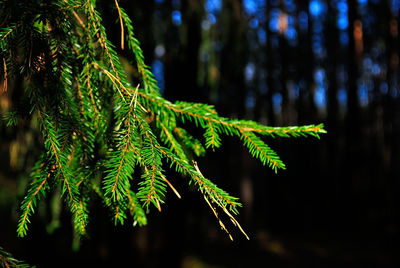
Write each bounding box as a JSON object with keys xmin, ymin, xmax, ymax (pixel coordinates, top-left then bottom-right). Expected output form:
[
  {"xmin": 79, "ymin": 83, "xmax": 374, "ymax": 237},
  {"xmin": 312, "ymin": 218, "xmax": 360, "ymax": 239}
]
[{"xmin": 1, "ymin": 0, "xmax": 400, "ymax": 267}]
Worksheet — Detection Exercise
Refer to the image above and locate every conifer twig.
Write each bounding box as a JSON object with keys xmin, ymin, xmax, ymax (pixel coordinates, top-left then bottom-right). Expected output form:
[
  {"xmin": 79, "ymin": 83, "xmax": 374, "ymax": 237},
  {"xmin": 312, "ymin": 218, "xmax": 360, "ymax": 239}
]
[
  {"xmin": 114, "ymin": 0, "xmax": 124, "ymax": 50},
  {"xmin": 2, "ymin": 58, "xmax": 7, "ymax": 93},
  {"xmin": 162, "ymin": 175, "xmax": 181, "ymax": 199},
  {"xmin": 61, "ymin": 0, "xmax": 85, "ymax": 29},
  {"xmin": 193, "ymin": 161, "xmax": 249, "ymax": 240}
]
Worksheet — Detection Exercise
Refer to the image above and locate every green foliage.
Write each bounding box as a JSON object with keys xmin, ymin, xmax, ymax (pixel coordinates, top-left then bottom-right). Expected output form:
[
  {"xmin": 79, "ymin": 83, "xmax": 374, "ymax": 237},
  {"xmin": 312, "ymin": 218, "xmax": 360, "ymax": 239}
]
[
  {"xmin": 0, "ymin": 247, "xmax": 34, "ymax": 268},
  {"xmin": 0, "ymin": 0, "xmax": 326, "ymax": 241}
]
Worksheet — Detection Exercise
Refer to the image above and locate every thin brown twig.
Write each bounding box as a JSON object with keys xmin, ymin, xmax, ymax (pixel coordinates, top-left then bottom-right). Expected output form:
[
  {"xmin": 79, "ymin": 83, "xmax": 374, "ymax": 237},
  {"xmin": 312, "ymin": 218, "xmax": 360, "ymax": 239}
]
[
  {"xmin": 62, "ymin": 0, "xmax": 85, "ymax": 28},
  {"xmin": 162, "ymin": 175, "xmax": 181, "ymax": 199},
  {"xmin": 2, "ymin": 58, "xmax": 7, "ymax": 93},
  {"xmin": 114, "ymin": 0, "xmax": 124, "ymax": 50}
]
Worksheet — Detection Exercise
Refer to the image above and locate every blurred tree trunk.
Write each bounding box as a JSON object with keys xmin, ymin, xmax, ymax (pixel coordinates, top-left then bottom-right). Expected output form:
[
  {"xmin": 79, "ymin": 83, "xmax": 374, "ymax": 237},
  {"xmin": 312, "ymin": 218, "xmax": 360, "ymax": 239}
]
[
  {"xmin": 346, "ymin": 0, "xmax": 360, "ymax": 128},
  {"xmin": 344, "ymin": 0, "xmax": 366, "ymax": 230},
  {"xmin": 345, "ymin": 0, "xmax": 361, "ymax": 179},
  {"xmin": 163, "ymin": 1, "xmax": 203, "ymax": 102},
  {"xmin": 294, "ymin": 3, "xmax": 307, "ymax": 124},
  {"xmin": 326, "ymin": 0, "xmax": 339, "ymax": 176},
  {"xmin": 265, "ymin": 1, "xmax": 276, "ymax": 126},
  {"xmin": 382, "ymin": 0, "xmax": 400, "ymax": 231},
  {"xmin": 219, "ymin": 0, "xmax": 247, "ymax": 117},
  {"xmin": 306, "ymin": 2, "xmax": 317, "ymax": 121},
  {"xmin": 163, "ymin": 1, "xmax": 183, "ymax": 102},
  {"xmin": 126, "ymin": 1, "xmax": 156, "ymax": 62},
  {"xmin": 278, "ymin": 18, "xmax": 291, "ymax": 124},
  {"xmin": 180, "ymin": 0, "xmax": 204, "ymax": 102},
  {"xmin": 292, "ymin": 0, "xmax": 317, "ymax": 123}
]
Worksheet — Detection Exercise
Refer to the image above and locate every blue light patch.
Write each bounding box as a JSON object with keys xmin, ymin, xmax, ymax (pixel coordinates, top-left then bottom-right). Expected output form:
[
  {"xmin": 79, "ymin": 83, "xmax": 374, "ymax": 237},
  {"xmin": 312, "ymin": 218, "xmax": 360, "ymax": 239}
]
[
  {"xmin": 358, "ymin": 83, "xmax": 369, "ymax": 106},
  {"xmin": 314, "ymin": 86, "xmax": 326, "ymax": 107},
  {"xmin": 269, "ymin": 8, "xmax": 280, "ymax": 32},
  {"xmin": 314, "ymin": 68, "xmax": 327, "ymax": 107},
  {"xmin": 257, "ymin": 28, "xmax": 267, "ymax": 44},
  {"xmin": 309, "ymin": 0, "xmax": 324, "ymax": 17},
  {"xmin": 250, "ymin": 18, "xmax": 259, "ymax": 28},
  {"xmin": 298, "ymin": 11, "xmax": 308, "ymax": 31},
  {"xmin": 243, "ymin": 0, "xmax": 258, "ymax": 15},
  {"xmin": 172, "ymin": 10, "xmax": 181, "ymax": 25},
  {"xmin": 152, "ymin": 60, "xmax": 165, "ymax": 94},
  {"xmin": 246, "ymin": 91, "xmax": 255, "ymax": 109},
  {"xmin": 245, "ymin": 62, "xmax": 256, "ymax": 81},
  {"xmin": 337, "ymin": 15, "xmax": 348, "ymax": 30},
  {"xmin": 337, "ymin": 1, "xmax": 348, "ymax": 12},
  {"xmin": 205, "ymin": 0, "xmax": 222, "ymax": 13},
  {"xmin": 339, "ymin": 32, "xmax": 349, "ymax": 45},
  {"xmin": 337, "ymin": 88, "xmax": 347, "ymax": 106},
  {"xmin": 272, "ymin": 93, "xmax": 282, "ymax": 114}
]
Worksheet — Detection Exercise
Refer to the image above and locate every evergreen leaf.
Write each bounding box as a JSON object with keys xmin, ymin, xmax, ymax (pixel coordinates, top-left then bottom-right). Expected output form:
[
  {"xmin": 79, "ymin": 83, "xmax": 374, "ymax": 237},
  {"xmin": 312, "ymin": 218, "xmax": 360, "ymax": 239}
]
[
  {"xmin": 17, "ymin": 155, "xmax": 52, "ymax": 237},
  {"xmin": 239, "ymin": 130, "xmax": 286, "ymax": 172},
  {"xmin": 173, "ymin": 127, "xmax": 206, "ymax": 157},
  {"xmin": 126, "ymin": 190, "xmax": 147, "ymax": 227}
]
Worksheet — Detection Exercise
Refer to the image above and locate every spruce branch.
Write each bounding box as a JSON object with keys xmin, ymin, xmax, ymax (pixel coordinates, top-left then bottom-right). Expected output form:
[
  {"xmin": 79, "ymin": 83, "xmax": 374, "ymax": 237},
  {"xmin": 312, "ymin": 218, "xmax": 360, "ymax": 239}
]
[
  {"xmin": 193, "ymin": 161, "xmax": 249, "ymax": 240},
  {"xmin": 1, "ymin": 0, "xmax": 326, "ymax": 241},
  {"xmin": 239, "ymin": 130, "xmax": 285, "ymax": 172},
  {"xmin": 157, "ymin": 146, "xmax": 241, "ymax": 217},
  {"xmin": 173, "ymin": 127, "xmax": 206, "ymax": 157},
  {"xmin": 118, "ymin": 6, "xmax": 160, "ymax": 95},
  {"xmin": 35, "ymin": 102, "xmax": 88, "ymax": 236},
  {"xmin": 136, "ymin": 115, "xmax": 166, "ymax": 212},
  {"xmin": 156, "ymin": 116, "xmax": 188, "ymax": 161},
  {"xmin": 126, "ymin": 189, "xmax": 147, "ymax": 227},
  {"xmin": 102, "ymin": 90, "xmax": 140, "ymax": 224},
  {"xmin": 17, "ymin": 157, "xmax": 53, "ymax": 237}
]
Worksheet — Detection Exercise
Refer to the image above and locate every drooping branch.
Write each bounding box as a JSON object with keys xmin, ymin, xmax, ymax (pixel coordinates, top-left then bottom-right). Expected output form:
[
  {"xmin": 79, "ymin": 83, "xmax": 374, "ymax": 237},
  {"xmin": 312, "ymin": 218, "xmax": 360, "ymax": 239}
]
[{"xmin": 0, "ymin": 0, "xmax": 325, "ymax": 242}]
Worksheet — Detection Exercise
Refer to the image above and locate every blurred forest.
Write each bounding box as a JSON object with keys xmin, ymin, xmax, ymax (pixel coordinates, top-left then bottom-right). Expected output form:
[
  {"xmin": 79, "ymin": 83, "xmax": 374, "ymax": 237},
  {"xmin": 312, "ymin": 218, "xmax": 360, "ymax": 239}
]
[{"xmin": 1, "ymin": 0, "xmax": 400, "ymax": 267}]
